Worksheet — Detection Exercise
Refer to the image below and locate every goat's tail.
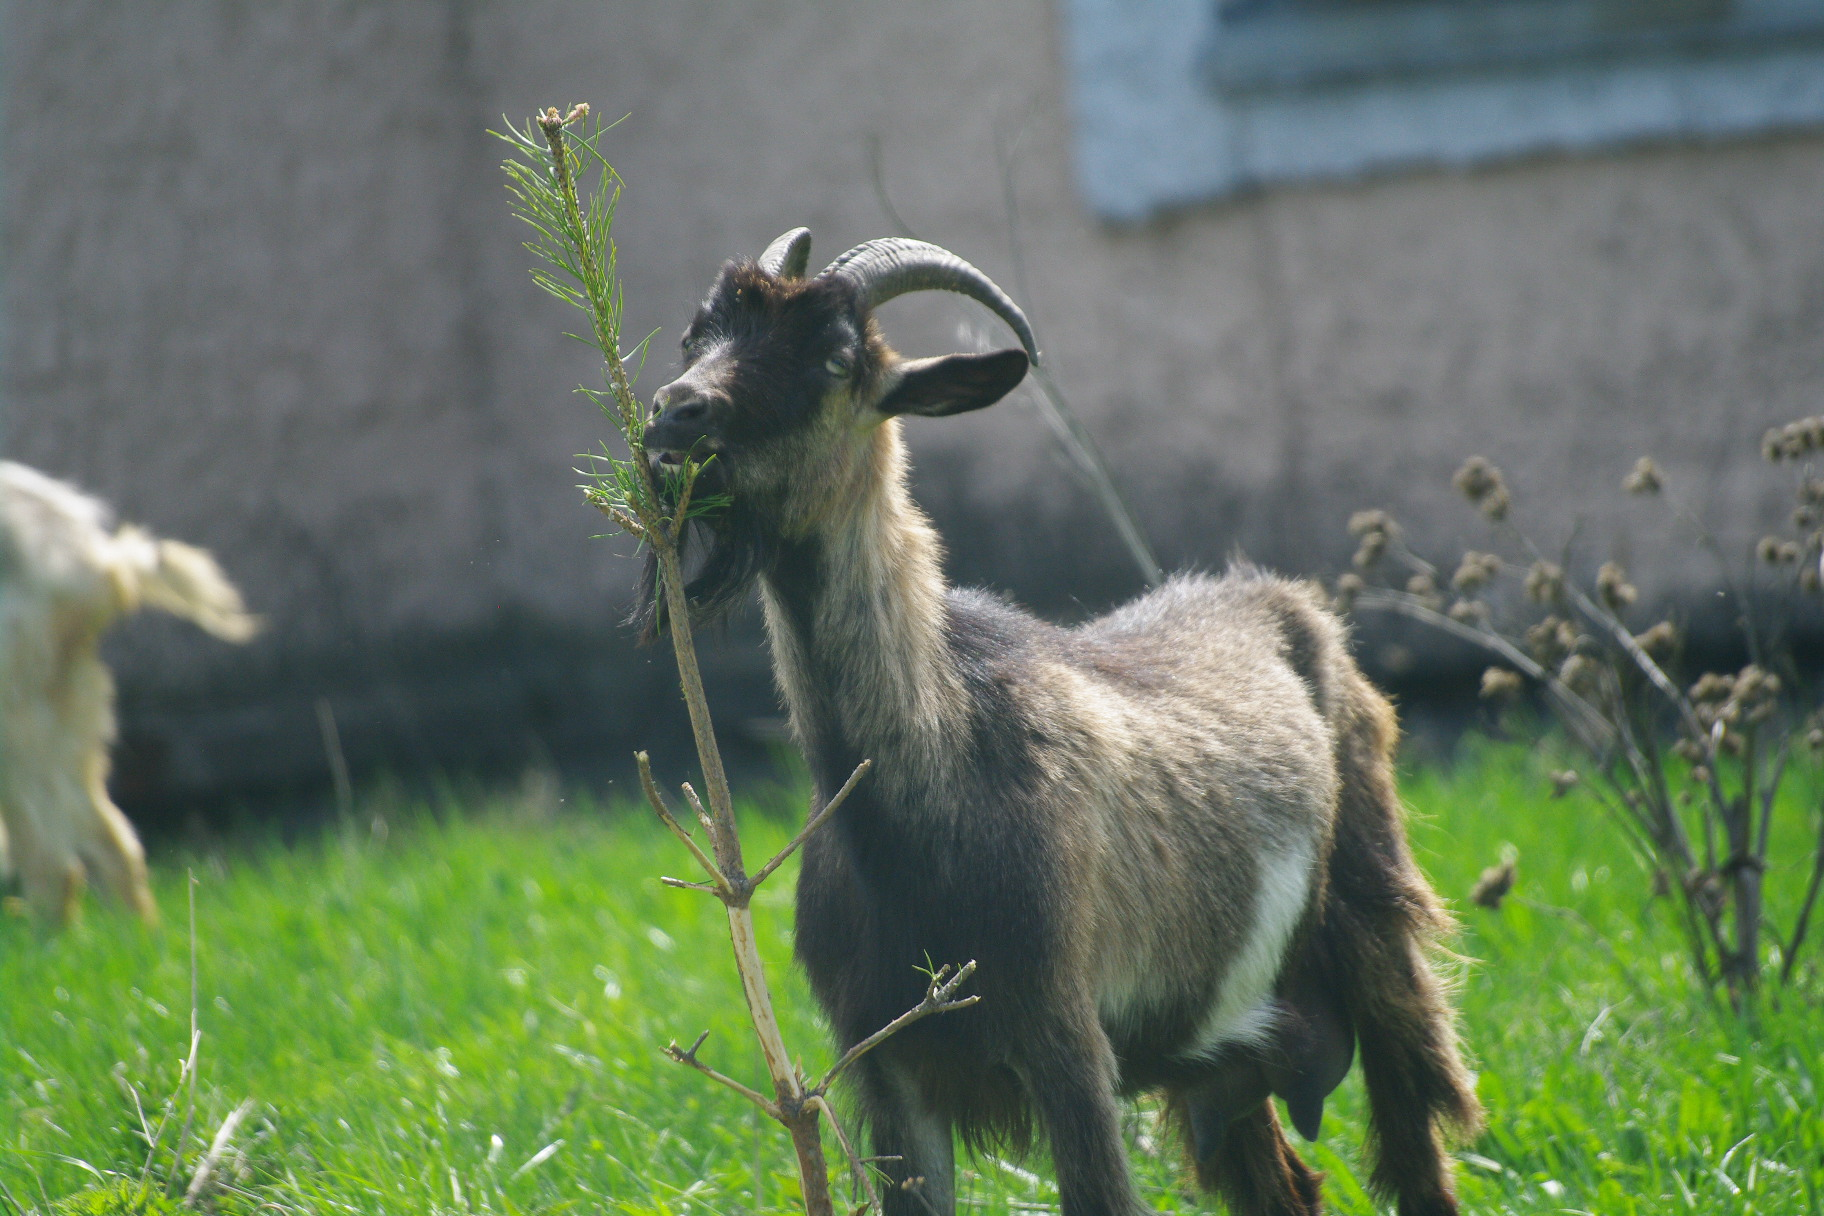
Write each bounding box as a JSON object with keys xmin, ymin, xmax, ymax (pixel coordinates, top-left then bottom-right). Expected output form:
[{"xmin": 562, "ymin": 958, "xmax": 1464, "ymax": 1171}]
[
  {"xmin": 112, "ymin": 526, "xmax": 261, "ymax": 642},
  {"xmin": 1320, "ymin": 671, "xmax": 1481, "ymax": 1216}
]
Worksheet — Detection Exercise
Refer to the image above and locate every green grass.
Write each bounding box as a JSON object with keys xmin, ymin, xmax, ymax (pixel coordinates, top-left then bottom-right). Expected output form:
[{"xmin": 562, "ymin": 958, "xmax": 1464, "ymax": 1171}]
[{"xmin": 3, "ymin": 743, "xmax": 1821, "ymax": 1215}]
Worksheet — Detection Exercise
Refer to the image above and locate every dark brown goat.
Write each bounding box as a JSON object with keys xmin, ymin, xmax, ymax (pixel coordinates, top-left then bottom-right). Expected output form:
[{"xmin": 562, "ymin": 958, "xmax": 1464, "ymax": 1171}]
[{"xmin": 642, "ymin": 230, "xmax": 1481, "ymax": 1216}]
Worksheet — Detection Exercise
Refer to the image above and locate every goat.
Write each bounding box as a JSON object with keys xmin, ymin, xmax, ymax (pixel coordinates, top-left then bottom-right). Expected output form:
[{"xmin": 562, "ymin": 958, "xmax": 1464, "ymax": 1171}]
[
  {"xmin": 0, "ymin": 461, "xmax": 257, "ymax": 927},
  {"xmin": 640, "ymin": 230, "xmax": 1481, "ymax": 1216}
]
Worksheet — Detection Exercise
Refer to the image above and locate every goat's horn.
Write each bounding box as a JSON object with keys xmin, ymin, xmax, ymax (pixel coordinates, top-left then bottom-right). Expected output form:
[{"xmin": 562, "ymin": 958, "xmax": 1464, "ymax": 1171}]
[
  {"xmin": 818, "ymin": 238, "xmax": 1039, "ymax": 365},
  {"xmin": 757, "ymin": 227, "xmax": 813, "ymax": 280}
]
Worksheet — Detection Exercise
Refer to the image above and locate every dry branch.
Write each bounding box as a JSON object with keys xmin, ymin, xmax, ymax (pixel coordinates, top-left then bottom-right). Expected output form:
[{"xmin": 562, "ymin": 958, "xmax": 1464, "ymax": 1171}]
[
  {"xmin": 509, "ymin": 108, "xmax": 981, "ymax": 1214},
  {"xmin": 749, "ymin": 760, "xmax": 873, "ymax": 892},
  {"xmin": 814, "ymin": 961, "xmax": 980, "ymax": 1095}
]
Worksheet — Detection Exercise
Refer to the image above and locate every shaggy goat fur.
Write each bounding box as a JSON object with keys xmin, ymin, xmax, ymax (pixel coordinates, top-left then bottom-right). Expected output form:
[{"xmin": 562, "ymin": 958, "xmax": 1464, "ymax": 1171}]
[
  {"xmin": 644, "ymin": 254, "xmax": 1481, "ymax": 1216},
  {"xmin": 0, "ymin": 461, "xmax": 256, "ymax": 926}
]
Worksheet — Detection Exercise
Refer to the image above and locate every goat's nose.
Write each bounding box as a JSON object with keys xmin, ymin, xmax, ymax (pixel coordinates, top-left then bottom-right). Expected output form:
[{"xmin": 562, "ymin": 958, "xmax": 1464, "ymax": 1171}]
[
  {"xmin": 661, "ymin": 396, "xmax": 710, "ymax": 426},
  {"xmin": 652, "ymin": 383, "xmax": 709, "ymax": 423}
]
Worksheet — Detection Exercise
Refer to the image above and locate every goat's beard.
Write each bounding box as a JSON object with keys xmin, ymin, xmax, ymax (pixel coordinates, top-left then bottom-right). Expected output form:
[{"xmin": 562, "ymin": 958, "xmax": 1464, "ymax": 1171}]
[{"xmin": 630, "ymin": 466, "xmax": 772, "ymax": 643}]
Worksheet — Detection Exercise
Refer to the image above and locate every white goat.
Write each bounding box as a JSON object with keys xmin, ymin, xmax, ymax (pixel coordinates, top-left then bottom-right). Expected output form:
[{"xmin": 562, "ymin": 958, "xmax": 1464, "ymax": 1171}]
[{"xmin": 0, "ymin": 461, "xmax": 257, "ymax": 926}]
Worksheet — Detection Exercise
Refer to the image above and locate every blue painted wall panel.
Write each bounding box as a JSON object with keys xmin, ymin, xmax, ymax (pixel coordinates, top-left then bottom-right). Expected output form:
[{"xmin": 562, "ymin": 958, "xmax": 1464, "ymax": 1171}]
[{"xmin": 1065, "ymin": 0, "xmax": 1824, "ymax": 219}]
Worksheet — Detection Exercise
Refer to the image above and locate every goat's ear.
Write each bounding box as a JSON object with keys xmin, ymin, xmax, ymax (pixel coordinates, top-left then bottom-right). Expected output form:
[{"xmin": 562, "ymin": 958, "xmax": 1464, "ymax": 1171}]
[{"xmin": 877, "ymin": 349, "xmax": 1029, "ymax": 419}]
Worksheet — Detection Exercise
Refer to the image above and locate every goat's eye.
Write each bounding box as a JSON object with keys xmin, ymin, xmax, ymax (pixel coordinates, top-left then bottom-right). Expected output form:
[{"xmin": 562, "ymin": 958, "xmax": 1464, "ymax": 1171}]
[{"xmin": 825, "ymin": 353, "xmax": 851, "ymax": 378}]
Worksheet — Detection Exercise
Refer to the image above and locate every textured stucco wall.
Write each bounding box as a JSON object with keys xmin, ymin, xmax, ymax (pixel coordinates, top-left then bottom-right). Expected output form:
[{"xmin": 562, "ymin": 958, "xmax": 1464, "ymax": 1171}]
[{"xmin": 4, "ymin": 1, "xmax": 1821, "ymax": 808}]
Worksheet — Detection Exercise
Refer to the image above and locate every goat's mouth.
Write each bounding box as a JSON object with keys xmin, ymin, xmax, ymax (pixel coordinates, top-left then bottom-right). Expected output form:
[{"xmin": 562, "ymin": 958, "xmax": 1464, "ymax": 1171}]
[
  {"xmin": 647, "ymin": 446, "xmax": 733, "ymax": 509},
  {"xmin": 649, "ymin": 445, "xmax": 721, "ymax": 470}
]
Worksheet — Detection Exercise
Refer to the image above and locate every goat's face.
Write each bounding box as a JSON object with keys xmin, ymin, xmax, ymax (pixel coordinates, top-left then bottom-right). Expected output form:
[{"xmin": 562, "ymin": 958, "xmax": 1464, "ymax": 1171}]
[
  {"xmin": 634, "ymin": 232, "xmax": 1033, "ymax": 631},
  {"xmin": 646, "ymin": 264, "xmax": 1028, "ymax": 533}
]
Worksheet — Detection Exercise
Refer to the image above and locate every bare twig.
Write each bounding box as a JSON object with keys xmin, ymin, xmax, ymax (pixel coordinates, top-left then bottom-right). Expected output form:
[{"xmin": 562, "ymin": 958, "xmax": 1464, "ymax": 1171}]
[
  {"xmin": 664, "ymin": 1031, "xmax": 784, "ymax": 1121},
  {"xmin": 815, "ymin": 962, "xmax": 980, "ymax": 1095},
  {"xmin": 659, "ymin": 877, "xmax": 721, "ymax": 894},
  {"xmin": 587, "ymin": 496, "xmax": 647, "ymax": 539},
  {"xmin": 637, "ymin": 751, "xmax": 726, "ymax": 892},
  {"xmin": 749, "ymin": 760, "xmax": 873, "ymax": 891},
  {"xmin": 866, "ymin": 132, "xmax": 923, "ymax": 242},
  {"xmin": 167, "ymin": 873, "xmax": 202, "ymax": 1197},
  {"xmin": 315, "ymin": 698, "xmax": 354, "ymax": 821},
  {"xmin": 1756, "ymin": 737, "xmax": 1791, "ymax": 861},
  {"xmin": 680, "ymin": 782, "xmax": 719, "ymax": 843},
  {"xmin": 181, "ymin": 1100, "xmax": 255, "ymax": 1208},
  {"xmin": 808, "ymin": 1094, "xmax": 885, "ymax": 1216},
  {"xmin": 1564, "ymin": 584, "xmax": 1715, "ymax": 760},
  {"xmin": 1780, "ymin": 801, "xmax": 1824, "ymax": 986},
  {"xmin": 1353, "ymin": 589, "xmax": 1614, "ymax": 750}
]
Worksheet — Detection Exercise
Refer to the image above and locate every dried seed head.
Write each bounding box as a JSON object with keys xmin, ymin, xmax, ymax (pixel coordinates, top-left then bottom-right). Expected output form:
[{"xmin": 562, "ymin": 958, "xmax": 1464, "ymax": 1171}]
[
  {"xmin": 1765, "ymin": 416, "xmax": 1824, "ymax": 462},
  {"xmin": 1673, "ymin": 737, "xmax": 1706, "ymax": 764},
  {"xmin": 1481, "ymin": 484, "xmax": 1510, "ymax": 521},
  {"xmin": 1549, "ymin": 769, "xmax": 1580, "ymax": 798},
  {"xmin": 1480, "ymin": 667, "xmax": 1524, "ymax": 699},
  {"xmin": 1449, "ymin": 598, "xmax": 1488, "ymax": 624},
  {"xmin": 1348, "ymin": 507, "xmax": 1396, "ymax": 570},
  {"xmin": 1526, "ymin": 616, "xmax": 1580, "ymax": 666},
  {"xmin": 1524, "ymin": 560, "xmax": 1564, "ymax": 604},
  {"xmin": 1406, "ymin": 572, "xmax": 1443, "ymax": 609},
  {"xmin": 1559, "ymin": 653, "xmax": 1600, "ymax": 693},
  {"xmin": 1633, "ymin": 620, "xmax": 1678, "ymax": 658},
  {"xmin": 1453, "ymin": 457, "xmax": 1512, "ymax": 520},
  {"xmin": 1454, "ymin": 456, "xmax": 1500, "ymax": 503},
  {"xmin": 1687, "ymin": 867, "xmax": 1725, "ymax": 915},
  {"xmin": 1596, "ymin": 561, "xmax": 1636, "ymax": 612},
  {"xmin": 1623, "ymin": 456, "xmax": 1663, "ymax": 495},
  {"xmin": 1794, "ymin": 505, "xmax": 1817, "ymax": 529},
  {"xmin": 1803, "ymin": 478, "xmax": 1824, "ymax": 505},
  {"xmin": 1470, "ymin": 859, "xmax": 1517, "ymax": 910},
  {"xmin": 1451, "ymin": 550, "xmax": 1503, "ymax": 592},
  {"xmin": 1689, "ymin": 672, "xmax": 1733, "ymax": 703},
  {"xmin": 1353, "ymin": 532, "xmax": 1388, "ymax": 569},
  {"xmin": 1334, "ymin": 572, "xmax": 1365, "ymax": 613}
]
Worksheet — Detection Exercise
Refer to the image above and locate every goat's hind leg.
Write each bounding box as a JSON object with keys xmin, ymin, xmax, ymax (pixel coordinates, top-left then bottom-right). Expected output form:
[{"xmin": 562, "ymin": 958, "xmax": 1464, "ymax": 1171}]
[{"xmin": 1182, "ymin": 1089, "xmax": 1323, "ymax": 1216}]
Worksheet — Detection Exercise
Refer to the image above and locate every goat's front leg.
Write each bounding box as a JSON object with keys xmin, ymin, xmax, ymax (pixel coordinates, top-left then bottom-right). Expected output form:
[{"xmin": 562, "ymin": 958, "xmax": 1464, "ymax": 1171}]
[
  {"xmin": 1017, "ymin": 1011, "xmax": 1144, "ymax": 1216},
  {"xmin": 855, "ymin": 1054, "xmax": 956, "ymax": 1216}
]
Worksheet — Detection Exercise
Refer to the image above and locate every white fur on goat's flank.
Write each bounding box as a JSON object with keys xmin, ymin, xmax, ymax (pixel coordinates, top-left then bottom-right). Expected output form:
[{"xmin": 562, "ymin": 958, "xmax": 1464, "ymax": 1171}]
[{"xmin": 0, "ymin": 461, "xmax": 257, "ymax": 926}]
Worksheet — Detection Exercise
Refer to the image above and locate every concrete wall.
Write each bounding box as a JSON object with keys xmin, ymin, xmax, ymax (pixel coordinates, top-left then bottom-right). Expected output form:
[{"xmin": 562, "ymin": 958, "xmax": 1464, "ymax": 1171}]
[{"xmin": 5, "ymin": 1, "xmax": 1822, "ymax": 810}]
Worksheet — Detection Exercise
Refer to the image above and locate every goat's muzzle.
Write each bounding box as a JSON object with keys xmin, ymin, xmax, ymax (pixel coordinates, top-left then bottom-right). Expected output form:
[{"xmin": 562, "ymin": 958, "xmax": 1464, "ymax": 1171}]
[{"xmin": 644, "ymin": 383, "xmax": 723, "ymax": 463}]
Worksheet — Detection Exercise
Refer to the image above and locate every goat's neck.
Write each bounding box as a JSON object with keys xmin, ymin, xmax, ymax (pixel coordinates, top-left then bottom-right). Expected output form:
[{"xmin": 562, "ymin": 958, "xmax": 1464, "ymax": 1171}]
[{"xmin": 758, "ymin": 421, "xmax": 966, "ymax": 797}]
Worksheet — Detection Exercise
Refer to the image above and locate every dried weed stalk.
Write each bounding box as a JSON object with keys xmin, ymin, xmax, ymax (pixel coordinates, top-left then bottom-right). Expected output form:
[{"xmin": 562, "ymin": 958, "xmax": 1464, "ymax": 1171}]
[{"xmin": 1336, "ymin": 434, "xmax": 1824, "ymax": 1012}]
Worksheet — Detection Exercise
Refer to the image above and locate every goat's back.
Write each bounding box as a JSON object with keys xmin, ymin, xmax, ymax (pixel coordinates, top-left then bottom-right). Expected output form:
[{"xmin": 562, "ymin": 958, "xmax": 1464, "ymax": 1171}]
[{"xmin": 0, "ymin": 461, "xmax": 124, "ymax": 610}]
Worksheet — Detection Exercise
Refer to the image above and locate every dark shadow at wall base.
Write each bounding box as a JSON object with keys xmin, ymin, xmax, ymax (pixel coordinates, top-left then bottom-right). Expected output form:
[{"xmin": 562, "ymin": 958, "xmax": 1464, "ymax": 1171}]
[
  {"xmin": 109, "ymin": 612, "xmax": 790, "ymax": 840},
  {"xmin": 108, "ymin": 575, "xmax": 1824, "ymax": 844}
]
